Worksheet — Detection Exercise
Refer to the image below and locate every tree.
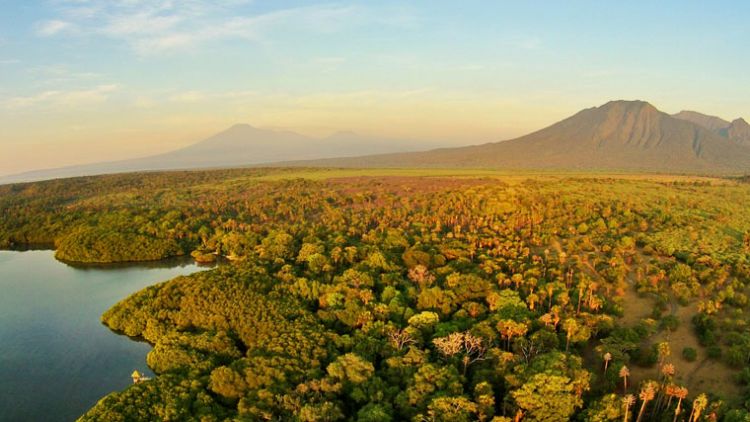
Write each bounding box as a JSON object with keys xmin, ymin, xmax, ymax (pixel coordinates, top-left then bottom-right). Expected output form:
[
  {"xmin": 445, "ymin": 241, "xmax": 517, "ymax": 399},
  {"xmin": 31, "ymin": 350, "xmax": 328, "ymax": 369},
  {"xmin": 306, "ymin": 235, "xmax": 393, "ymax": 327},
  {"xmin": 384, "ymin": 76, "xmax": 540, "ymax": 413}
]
[
  {"xmin": 671, "ymin": 386, "xmax": 688, "ymax": 422},
  {"xmin": 497, "ymin": 320, "xmax": 529, "ymax": 350},
  {"xmin": 408, "ymin": 311, "xmax": 440, "ymax": 330},
  {"xmin": 619, "ymin": 366, "xmax": 630, "ymax": 392},
  {"xmin": 209, "ymin": 366, "xmax": 247, "ymax": 400},
  {"xmin": 423, "ymin": 396, "xmax": 478, "ymax": 422},
  {"xmin": 563, "ymin": 318, "xmax": 590, "ymax": 352},
  {"xmin": 433, "ymin": 331, "xmax": 487, "ymax": 374},
  {"xmin": 688, "ymin": 394, "xmax": 708, "ymax": 422},
  {"xmin": 326, "ymin": 353, "xmax": 375, "ymax": 385},
  {"xmin": 622, "ymin": 395, "xmax": 635, "ymax": 422},
  {"xmin": 388, "ymin": 328, "xmax": 415, "ymax": 351},
  {"xmin": 356, "ymin": 403, "xmax": 393, "ymax": 422},
  {"xmin": 417, "ymin": 287, "xmax": 455, "ymax": 316},
  {"xmin": 657, "ymin": 342, "xmax": 671, "ymax": 366},
  {"xmin": 635, "ymin": 381, "xmax": 657, "ymax": 422},
  {"xmin": 512, "ymin": 373, "xmax": 584, "ymax": 422},
  {"xmin": 338, "ymin": 269, "xmax": 374, "ymax": 289},
  {"xmin": 473, "ymin": 382, "xmax": 495, "ymax": 422},
  {"xmin": 297, "ymin": 402, "xmax": 344, "ymax": 422},
  {"xmin": 408, "ymin": 264, "xmax": 435, "ymax": 289},
  {"xmin": 603, "ymin": 352, "xmax": 612, "ymax": 373},
  {"xmin": 581, "ymin": 393, "xmax": 624, "ymax": 422},
  {"xmin": 259, "ymin": 231, "xmax": 294, "ymax": 262},
  {"xmin": 487, "ymin": 289, "xmax": 527, "ymax": 313},
  {"xmin": 398, "ymin": 363, "xmax": 462, "ymax": 417}
]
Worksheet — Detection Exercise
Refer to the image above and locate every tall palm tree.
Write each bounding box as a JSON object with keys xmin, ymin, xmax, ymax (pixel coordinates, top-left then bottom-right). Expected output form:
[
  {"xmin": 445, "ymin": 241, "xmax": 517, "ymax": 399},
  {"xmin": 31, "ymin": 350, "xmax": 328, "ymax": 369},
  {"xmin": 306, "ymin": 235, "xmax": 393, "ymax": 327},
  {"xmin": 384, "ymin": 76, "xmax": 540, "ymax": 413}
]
[
  {"xmin": 619, "ymin": 365, "xmax": 630, "ymax": 392},
  {"xmin": 622, "ymin": 394, "xmax": 635, "ymax": 422},
  {"xmin": 664, "ymin": 384, "xmax": 676, "ymax": 411},
  {"xmin": 656, "ymin": 363, "xmax": 676, "ymax": 412},
  {"xmin": 603, "ymin": 352, "xmax": 612, "ymax": 373},
  {"xmin": 672, "ymin": 386, "xmax": 688, "ymax": 422},
  {"xmin": 636, "ymin": 382, "xmax": 658, "ymax": 422},
  {"xmin": 688, "ymin": 394, "xmax": 708, "ymax": 422}
]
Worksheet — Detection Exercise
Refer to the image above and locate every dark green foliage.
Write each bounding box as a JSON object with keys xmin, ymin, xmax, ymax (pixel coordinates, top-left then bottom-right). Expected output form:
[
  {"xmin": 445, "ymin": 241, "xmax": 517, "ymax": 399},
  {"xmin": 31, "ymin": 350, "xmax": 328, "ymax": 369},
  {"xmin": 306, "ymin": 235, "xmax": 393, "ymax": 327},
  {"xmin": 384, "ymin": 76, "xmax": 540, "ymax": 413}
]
[
  {"xmin": 682, "ymin": 347, "xmax": 698, "ymax": 362},
  {"xmin": 659, "ymin": 314, "xmax": 680, "ymax": 332},
  {"xmin": 708, "ymin": 345, "xmax": 724, "ymax": 359}
]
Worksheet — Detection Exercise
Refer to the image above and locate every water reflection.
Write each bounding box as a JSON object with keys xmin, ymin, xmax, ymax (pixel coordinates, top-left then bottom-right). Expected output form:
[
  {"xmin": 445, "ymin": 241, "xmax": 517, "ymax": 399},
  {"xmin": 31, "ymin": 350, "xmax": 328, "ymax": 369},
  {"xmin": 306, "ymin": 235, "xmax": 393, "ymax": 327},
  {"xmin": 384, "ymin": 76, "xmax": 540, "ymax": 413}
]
[{"xmin": 0, "ymin": 250, "xmax": 210, "ymax": 422}]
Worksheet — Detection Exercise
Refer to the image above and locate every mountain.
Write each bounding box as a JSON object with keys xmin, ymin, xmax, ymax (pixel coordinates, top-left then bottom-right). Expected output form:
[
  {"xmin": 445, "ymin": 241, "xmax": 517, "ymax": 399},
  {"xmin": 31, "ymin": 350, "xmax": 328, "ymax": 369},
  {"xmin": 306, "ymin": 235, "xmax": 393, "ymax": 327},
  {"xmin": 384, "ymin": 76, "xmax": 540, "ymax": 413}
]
[
  {"xmin": 0, "ymin": 125, "xmax": 442, "ymax": 183},
  {"xmin": 292, "ymin": 100, "xmax": 750, "ymax": 173},
  {"xmin": 672, "ymin": 110, "xmax": 731, "ymax": 131},
  {"xmin": 673, "ymin": 111, "xmax": 750, "ymax": 146},
  {"xmin": 722, "ymin": 118, "xmax": 750, "ymax": 146},
  {"xmin": 5, "ymin": 100, "xmax": 750, "ymax": 183}
]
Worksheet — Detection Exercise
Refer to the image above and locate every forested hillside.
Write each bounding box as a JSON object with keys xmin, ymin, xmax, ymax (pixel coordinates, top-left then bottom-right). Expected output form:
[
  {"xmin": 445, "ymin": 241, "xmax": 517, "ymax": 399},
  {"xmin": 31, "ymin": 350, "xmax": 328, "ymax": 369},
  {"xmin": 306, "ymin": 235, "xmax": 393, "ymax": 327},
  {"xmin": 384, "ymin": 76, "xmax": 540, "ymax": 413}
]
[{"xmin": 2, "ymin": 169, "xmax": 750, "ymax": 421}]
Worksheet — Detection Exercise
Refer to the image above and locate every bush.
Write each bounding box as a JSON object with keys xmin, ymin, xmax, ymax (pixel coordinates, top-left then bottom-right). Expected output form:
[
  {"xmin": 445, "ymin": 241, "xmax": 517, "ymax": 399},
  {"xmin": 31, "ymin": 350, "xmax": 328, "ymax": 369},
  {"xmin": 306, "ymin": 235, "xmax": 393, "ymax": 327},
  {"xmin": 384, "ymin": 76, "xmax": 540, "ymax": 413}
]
[
  {"xmin": 660, "ymin": 315, "xmax": 679, "ymax": 332},
  {"xmin": 707, "ymin": 345, "xmax": 722, "ymax": 359},
  {"xmin": 682, "ymin": 347, "xmax": 697, "ymax": 362},
  {"xmin": 633, "ymin": 345, "xmax": 658, "ymax": 367},
  {"xmin": 725, "ymin": 345, "xmax": 749, "ymax": 368},
  {"xmin": 735, "ymin": 368, "xmax": 750, "ymax": 385}
]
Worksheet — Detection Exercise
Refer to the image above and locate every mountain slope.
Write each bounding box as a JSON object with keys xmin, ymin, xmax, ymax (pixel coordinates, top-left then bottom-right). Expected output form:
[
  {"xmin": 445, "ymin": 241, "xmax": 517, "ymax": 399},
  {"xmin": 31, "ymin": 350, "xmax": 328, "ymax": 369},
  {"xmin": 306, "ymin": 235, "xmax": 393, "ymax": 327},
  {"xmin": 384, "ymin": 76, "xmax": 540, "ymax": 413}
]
[
  {"xmin": 672, "ymin": 110, "xmax": 731, "ymax": 132},
  {"xmin": 1, "ymin": 125, "xmax": 441, "ymax": 183},
  {"xmin": 673, "ymin": 111, "xmax": 750, "ymax": 147},
  {"xmin": 293, "ymin": 100, "xmax": 750, "ymax": 173},
  {"xmin": 722, "ymin": 118, "xmax": 750, "ymax": 146}
]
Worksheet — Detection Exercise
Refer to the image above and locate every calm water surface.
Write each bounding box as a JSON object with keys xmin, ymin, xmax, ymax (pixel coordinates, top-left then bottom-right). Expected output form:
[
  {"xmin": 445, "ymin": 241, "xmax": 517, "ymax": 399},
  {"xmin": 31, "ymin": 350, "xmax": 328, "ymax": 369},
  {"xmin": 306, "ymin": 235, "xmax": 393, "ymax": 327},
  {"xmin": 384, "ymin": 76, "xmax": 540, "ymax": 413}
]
[{"xmin": 0, "ymin": 250, "xmax": 207, "ymax": 421}]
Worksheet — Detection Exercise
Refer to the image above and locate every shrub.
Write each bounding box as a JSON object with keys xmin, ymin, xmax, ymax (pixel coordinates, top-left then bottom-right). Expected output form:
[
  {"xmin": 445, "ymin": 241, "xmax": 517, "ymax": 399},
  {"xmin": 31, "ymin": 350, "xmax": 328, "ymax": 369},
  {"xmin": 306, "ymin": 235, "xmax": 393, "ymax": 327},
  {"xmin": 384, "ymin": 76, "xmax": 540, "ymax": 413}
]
[
  {"xmin": 682, "ymin": 347, "xmax": 697, "ymax": 362},
  {"xmin": 707, "ymin": 345, "xmax": 722, "ymax": 359},
  {"xmin": 660, "ymin": 315, "xmax": 679, "ymax": 332},
  {"xmin": 633, "ymin": 345, "xmax": 658, "ymax": 367}
]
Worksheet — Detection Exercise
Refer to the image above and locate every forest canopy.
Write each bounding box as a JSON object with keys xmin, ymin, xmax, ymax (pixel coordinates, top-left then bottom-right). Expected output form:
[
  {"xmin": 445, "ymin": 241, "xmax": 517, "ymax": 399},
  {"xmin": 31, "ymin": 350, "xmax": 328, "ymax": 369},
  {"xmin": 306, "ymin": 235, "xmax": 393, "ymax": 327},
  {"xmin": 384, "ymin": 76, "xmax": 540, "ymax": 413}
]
[{"xmin": 2, "ymin": 168, "xmax": 750, "ymax": 421}]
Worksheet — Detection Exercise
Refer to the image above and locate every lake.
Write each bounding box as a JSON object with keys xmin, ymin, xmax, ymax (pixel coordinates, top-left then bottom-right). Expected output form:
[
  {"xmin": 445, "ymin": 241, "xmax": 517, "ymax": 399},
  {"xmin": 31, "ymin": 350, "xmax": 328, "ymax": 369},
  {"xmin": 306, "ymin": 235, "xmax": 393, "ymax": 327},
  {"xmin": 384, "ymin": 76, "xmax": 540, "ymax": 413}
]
[{"xmin": 0, "ymin": 250, "xmax": 207, "ymax": 422}]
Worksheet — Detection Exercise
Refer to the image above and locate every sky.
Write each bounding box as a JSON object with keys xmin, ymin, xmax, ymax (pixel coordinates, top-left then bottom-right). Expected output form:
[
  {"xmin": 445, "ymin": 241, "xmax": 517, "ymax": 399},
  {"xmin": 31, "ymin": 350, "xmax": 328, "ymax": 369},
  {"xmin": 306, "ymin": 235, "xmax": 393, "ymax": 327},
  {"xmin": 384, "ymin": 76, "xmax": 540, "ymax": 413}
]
[{"xmin": 1, "ymin": 1, "xmax": 749, "ymax": 175}]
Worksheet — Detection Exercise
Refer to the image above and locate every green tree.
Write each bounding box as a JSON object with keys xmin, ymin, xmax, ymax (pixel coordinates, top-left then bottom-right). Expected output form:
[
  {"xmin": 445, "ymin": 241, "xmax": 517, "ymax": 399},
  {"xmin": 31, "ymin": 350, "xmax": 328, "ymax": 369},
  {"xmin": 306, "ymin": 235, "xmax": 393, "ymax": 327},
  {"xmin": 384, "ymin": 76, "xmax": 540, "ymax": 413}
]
[
  {"xmin": 259, "ymin": 231, "xmax": 295, "ymax": 262},
  {"xmin": 512, "ymin": 373, "xmax": 584, "ymax": 422},
  {"xmin": 326, "ymin": 353, "xmax": 375, "ymax": 385},
  {"xmin": 581, "ymin": 393, "xmax": 624, "ymax": 421},
  {"xmin": 422, "ymin": 396, "xmax": 478, "ymax": 422}
]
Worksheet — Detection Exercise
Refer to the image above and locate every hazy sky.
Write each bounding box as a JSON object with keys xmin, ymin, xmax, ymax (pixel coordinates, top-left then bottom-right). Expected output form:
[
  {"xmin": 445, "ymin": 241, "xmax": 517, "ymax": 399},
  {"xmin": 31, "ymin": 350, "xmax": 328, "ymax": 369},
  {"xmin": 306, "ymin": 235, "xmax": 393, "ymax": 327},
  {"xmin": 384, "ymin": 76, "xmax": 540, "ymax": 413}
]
[{"xmin": 1, "ymin": 1, "xmax": 749, "ymax": 175}]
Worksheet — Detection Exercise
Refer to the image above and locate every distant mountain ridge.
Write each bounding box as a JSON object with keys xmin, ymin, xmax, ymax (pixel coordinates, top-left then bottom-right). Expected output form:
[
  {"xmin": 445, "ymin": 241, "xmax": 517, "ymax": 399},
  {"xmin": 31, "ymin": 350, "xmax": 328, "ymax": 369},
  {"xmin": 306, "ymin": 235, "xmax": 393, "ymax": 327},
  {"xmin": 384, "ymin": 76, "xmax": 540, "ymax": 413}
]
[
  {"xmin": 0, "ymin": 126, "xmax": 443, "ymax": 183},
  {"xmin": 291, "ymin": 100, "xmax": 750, "ymax": 173},
  {"xmin": 3, "ymin": 100, "xmax": 749, "ymax": 184}
]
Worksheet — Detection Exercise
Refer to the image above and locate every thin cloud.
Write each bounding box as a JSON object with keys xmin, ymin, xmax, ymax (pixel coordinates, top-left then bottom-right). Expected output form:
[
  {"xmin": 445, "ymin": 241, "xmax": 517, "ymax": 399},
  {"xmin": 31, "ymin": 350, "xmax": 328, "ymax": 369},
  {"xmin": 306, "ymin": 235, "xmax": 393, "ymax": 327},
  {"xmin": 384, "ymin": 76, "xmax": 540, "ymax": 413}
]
[
  {"xmin": 34, "ymin": 1, "xmax": 393, "ymax": 55},
  {"xmin": 35, "ymin": 19, "xmax": 74, "ymax": 36},
  {"xmin": 3, "ymin": 84, "xmax": 119, "ymax": 110}
]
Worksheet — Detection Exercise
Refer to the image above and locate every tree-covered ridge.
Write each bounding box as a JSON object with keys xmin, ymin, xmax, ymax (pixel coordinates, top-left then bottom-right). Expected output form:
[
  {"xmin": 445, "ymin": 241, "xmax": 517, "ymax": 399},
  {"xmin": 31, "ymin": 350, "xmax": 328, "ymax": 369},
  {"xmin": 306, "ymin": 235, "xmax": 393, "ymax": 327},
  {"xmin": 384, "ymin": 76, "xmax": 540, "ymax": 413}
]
[{"xmin": 2, "ymin": 169, "xmax": 750, "ymax": 420}]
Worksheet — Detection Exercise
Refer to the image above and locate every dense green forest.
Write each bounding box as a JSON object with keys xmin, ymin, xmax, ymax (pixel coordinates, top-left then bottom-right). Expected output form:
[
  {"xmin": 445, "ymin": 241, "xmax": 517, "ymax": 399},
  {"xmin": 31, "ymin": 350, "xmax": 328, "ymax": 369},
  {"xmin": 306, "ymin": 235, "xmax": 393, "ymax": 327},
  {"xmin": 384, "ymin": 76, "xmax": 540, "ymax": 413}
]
[{"xmin": 2, "ymin": 169, "xmax": 750, "ymax": 421}]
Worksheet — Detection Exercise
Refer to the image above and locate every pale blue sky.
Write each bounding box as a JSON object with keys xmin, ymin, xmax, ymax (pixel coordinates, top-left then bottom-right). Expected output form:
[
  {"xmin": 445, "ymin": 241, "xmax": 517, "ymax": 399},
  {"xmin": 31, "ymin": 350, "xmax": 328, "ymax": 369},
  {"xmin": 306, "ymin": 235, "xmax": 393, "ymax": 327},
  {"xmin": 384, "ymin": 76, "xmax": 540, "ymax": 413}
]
[{"xmin": 1, "ymin": 1, "xmax": 749, "ymax": 174}]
